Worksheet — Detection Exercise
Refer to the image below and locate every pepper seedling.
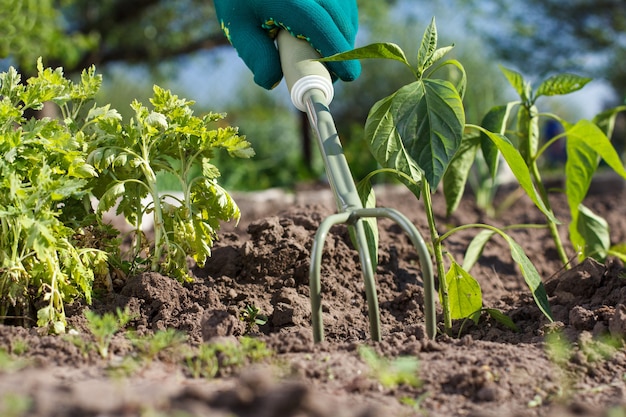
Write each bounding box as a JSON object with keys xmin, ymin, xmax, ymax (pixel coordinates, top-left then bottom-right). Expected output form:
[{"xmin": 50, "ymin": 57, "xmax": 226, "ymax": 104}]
[{"xmin": 321, "ymin": 17, "xmax": 553, "ymax": 334}]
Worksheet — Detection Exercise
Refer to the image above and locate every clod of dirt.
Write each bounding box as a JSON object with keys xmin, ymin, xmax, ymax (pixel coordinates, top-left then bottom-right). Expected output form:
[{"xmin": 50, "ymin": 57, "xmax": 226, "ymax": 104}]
[
  {"xmin": 201, "ymin": 309, "xmax": 245, "ymax": 341},
  {"xmin": 609, "ymin": 304, "xmax": 626, "ymax": 338},
  {"xmin": 547, "ymin": 258, "xmax": 606, "ymax": 306}
]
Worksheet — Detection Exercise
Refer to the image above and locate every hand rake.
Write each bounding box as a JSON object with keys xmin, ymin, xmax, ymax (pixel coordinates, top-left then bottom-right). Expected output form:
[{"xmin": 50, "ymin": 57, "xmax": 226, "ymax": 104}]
[{"xmin": 277, "ymin": 31, "xmax": 436, "ymax": 343}]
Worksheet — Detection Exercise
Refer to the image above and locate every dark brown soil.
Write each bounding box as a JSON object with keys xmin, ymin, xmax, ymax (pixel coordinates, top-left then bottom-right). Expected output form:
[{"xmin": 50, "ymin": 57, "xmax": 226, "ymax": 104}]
[{"xmin": 2, "ymin": 176, "xmax": 626, "ymax": 417}]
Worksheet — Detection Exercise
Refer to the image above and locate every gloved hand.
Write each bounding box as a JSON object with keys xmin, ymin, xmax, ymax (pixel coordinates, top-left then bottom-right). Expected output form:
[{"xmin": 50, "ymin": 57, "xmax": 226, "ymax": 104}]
[{"xmin": 214, "ymin": 0, "xmax": 361, "ymax": 89}]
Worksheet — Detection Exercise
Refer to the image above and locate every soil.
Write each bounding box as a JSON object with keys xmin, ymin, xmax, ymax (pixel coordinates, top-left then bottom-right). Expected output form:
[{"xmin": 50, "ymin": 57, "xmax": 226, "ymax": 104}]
[{"xmin": 2, "ymin": 175, "xmax": 626, "ymax": 417}]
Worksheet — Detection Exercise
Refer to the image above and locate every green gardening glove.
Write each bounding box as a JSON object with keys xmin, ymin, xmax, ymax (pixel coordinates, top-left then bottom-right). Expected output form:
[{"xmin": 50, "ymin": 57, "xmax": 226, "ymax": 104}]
[{"xmin": 214, "ymin": 0, "xmax": 361, "ymax": 89}]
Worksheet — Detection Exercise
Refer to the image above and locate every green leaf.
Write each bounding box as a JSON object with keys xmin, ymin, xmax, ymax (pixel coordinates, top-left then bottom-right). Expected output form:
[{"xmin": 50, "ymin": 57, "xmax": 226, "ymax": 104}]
[
  {"xmin": 213, "ymin": 126, "xmax": 255, "ymax": 158},
  {"xmin": 408, "ymin": 79, "xmax": 464, "ymax": 190},
  {"xmin": 568, "ymin": 119, "xmax": 626, "ymax": 180},
  {"xmin": 479, "ymin": 129, "xmax": 559, "ymax": 224},
  {"xmin": 97, "ymin": 182, "xmax": 126, "ymax": 215},
  {"xmin": 499, "ymin": 65, "xmax": 530, "ymax": 103},
  {"xmin": 593, "ymin": 105, "xmax": 626, "ymax": 139},
  {"xmin": 608, "ymin": 244, "xmax": 626, "ymax": 263},
  {"xmin": 0, "ymin": 66, "xmax": 23, "ymax": 101},
  {"xmin": 366, "ymin": 79, "xmax": 464, "ymax": 191},
  {"xmin": 517, "ymin": 105, "xmax": 539, "ymax": 164},
  {"xmin": 443, "ymin": 133, "xmax": 479, "ymax": 215},
  {"xmin": 575, "ymin": 204, "xmax": 610, "ymax": 262},
  {"xmin": 479, "ymin": 103, "xmax": 517, "ymax": 179},
  {"xmin": 536, "ymin": 74, "xmax": 591, "ymax": 98},
  {"xmin": 426, "ymin": 46, "xmax": 455, "ymax": 71},
  {"xmin": 501, "ymin": 234, "xmax": 553, "ymax": 322},
  {"xmin": 71, "ymin": 65, "xmax": 102, "ymax": 100},
  {"xmin": 37, "ymin": 306, "xmax": 51, "ymax": 328},
  {"xmin": 565, "ymin": 120, "xmax": 626, "ymax": 255},
  {"xmin": 356, "ymin": 178, "xmax": 379, "ymax": 271},
  {"xmin": 48, "ymin": 178, "xmax": 88, "ymax": 201},
  {"xmin": 71, "ymin": 162, "xmax": 98, "ymax": 179},
  {"xmin": 463, "ymin": 229, "xmax": 496, "ymax": 272},
  {"xmin": 202, "ymin": 159, "xmax": 221, "ymax": 179},
  {"xmin": 485, "ymin": 308, "xmax": 518, "ymax": 331},
  {"xmin": 365, "ymin": 92, "xmax": 424, "ymax": 185},
  {"xmin": 319, "ymin": 42, "xmax": 410, "ymax": 67},
  {"xmin": 52, "ymin": 320, "xmax": 66, "ymax": 334},
  {"xmin": 444, "ymin": 261, "xmax": 483, "ymax": 320},
  {"xmin": 86, "ymin": 104, "xmax": 121, "ymax": 123},
  {"xmin": 417, "ymin": 17, "xmax": 438, "ymax": 72},
  {"xmin": 437, "ymin": 59, "xmax": 466, "ymax": 99},
  {"xmin": 145, "ymin": 111, "xmax": 168, "ymax": 130}
]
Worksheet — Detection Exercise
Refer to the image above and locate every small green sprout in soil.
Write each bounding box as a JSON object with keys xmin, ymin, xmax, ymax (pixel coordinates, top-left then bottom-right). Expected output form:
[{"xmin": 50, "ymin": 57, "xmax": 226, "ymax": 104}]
[
  {"xmin": 127, "ymin": 328, "xmax": 188, "ymax": 363},
  {"xmin": 84, "ymin": 307, "xmax": 134, "ymax": 358},
  {"xmin": 0, "ymin": 393, "xmax": 31, "ymax": 417},
  {"xmin": 8, "ymin": 337, "xmax": 29, "ymax": 356},
  {"xmin": 239, "ymin": 304, "xmax": 268, "ymax": 333},
  {"xmin": 0, "ymin": 348, "xmax": 29, "ymax": 373},
  {"xmin": 399, "ymin": 392, "xmax": 429, "ymax": 413},
  {"xmin": 358, "ymin": 345, "xmax": 421, "ymax": 389},
  {"xmin": 185, "ymin": 336, "xmax": 272, "ymax": 379}
]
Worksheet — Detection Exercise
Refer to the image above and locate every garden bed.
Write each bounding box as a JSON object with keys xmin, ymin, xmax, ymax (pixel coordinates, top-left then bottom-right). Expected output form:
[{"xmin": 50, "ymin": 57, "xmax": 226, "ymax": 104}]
[{"xmin": 1, "ymin": 179, "xmax": 626, "ymax": 417}]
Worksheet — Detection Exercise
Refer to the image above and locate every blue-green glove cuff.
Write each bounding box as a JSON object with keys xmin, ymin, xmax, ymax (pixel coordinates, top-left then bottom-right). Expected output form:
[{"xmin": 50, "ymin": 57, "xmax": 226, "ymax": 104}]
[{"xmin": 215, "ymin": 0, "xmax": 361, "ymax": 89}]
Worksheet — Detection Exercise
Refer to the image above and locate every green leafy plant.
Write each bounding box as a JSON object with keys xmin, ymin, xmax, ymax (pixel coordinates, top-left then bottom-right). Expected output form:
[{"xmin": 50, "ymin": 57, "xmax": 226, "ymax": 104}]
[
  {"xmin": 358, "ymin": 345, "xmax": 420, "ymax": 389},
  {"xmin": 322, "ymin": 18, "xmax": 553, "ymax": 334},
  {"xmin": 466, "ymin": 67, "xmax": 626, "ymax": 265},
  {"xmin": 0, "ymin": 59, "xmax": 111, "ymax": 333},
  {"xmin": 0, "ymin": 393, "xmax": 31, "ymax": 417},
  {"xmin": 0, "ymin": 348, "xmax": 29, "ymax": 373},
  {"xmin": 89, "ymin": 85, "xmax": 254, "ymax": 281},
  {"xmin": 1, "ymin": 59, "xmax": 250, "ymax": 332},
  {"xmin": 184, "ymin": 336, "xmax": 272, "ymax": 379},
  {"xmin": 127, "ymin": 328, "xmax": 188, "ymax": 363},
  {"xmin": 239, "ymin": 304, "xmax": 268, "ymax": 333},
  {"xmin": 458, "ymin": 307, "xmax": 518, "ymax": 336},
  {"xmin": 399, "ymin": 392, "xmax": 429, "ymax": 413},
  {"xmin": 185, "ymin": 342, "xmax": 219, "ymax": 379},
  {"xmin": 541, "ymin": 329, "xmax": 624, "ymax": 406},
  {"xmin": 84, "ymin": 307, "xmax": 134, "ymax": 358}
]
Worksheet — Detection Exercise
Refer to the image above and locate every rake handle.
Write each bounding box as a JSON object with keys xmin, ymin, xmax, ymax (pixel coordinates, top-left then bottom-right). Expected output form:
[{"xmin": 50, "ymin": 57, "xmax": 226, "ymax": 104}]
[{"xmin": 277, "ymin": 30, "xmax": 334, "ymax": 112}]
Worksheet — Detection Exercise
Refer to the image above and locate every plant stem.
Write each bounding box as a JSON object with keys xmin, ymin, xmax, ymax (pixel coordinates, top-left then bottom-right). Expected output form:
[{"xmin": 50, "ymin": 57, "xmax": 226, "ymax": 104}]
[
  {"xmin": 421, "ymin": 180, "xmax": 451, "ymax": 334},
  {"xmin": 529, "ymin": 160, "xmax": 570, "ymax": 268},
  {"xmin": 524, "ymin": 104, "xmax": 570, "ymax": 268},
  {"xmin": 140, "ymin": 164, "xmax": 165, "ymax": 272}
]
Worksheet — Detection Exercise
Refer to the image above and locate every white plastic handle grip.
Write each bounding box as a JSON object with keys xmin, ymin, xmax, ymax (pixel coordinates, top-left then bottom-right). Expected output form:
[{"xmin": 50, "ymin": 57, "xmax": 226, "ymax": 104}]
[{"xmin": 277, "ymin": 30, "xmax": 334, "ymax": 112}]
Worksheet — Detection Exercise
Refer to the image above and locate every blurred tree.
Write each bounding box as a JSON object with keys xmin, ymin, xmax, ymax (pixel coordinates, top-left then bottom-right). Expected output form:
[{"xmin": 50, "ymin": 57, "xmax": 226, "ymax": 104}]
[
  {"xmin": 0, "ymin": 0, "xmax": 96, "ymax": 72},
  {"xmin": 0, "ymin": 0, "xmax": 225, "ymax": 73},
  {"xmin": 63, "ymin": 0, "xmax": 224, "ymax": 70},
  {"xmin": 455, "ymin": 0, "xmax": 626, "ymax": 101}
]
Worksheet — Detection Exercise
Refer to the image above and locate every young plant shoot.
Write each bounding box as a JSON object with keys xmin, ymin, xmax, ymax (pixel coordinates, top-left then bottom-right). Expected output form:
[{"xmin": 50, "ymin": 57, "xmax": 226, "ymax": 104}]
[
  {"xmin": 321, "ymin": 18, "xmax": 554, "ymax": 334},
  {"xmin": 89, "ymin": 86, "xmax": 254, "ymax": 281},
  {"xmin": 465, "ymin": 68, "xmax": 626, "ymax": 266}
]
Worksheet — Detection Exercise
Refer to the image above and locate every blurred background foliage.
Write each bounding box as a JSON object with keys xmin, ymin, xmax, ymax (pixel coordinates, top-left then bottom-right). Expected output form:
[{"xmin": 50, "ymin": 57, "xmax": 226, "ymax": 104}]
[{"xmin": 1, "ymin": 0, "xmax": 623, "ymax": 191}]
